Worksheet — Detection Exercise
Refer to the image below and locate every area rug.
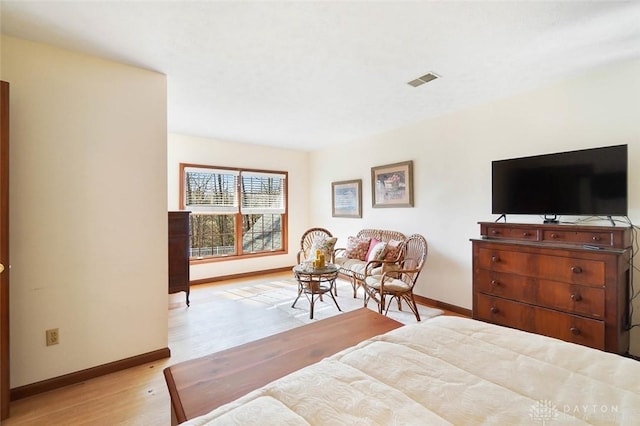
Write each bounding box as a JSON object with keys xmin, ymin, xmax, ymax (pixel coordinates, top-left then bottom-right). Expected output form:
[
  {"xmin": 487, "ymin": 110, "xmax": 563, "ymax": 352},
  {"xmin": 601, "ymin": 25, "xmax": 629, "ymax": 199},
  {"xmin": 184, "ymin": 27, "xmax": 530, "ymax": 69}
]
[{"xmin": 216, "ymin": 277, "xmax": 443, "ymax": 325}]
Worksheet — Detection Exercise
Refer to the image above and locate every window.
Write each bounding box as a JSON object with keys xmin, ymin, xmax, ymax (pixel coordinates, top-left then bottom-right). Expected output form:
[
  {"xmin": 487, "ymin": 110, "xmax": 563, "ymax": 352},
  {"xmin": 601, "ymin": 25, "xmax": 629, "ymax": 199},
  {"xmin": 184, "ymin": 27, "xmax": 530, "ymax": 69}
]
[{"xmin": 181, "ymin": 164, "xmax": 287, "ymax": 261}]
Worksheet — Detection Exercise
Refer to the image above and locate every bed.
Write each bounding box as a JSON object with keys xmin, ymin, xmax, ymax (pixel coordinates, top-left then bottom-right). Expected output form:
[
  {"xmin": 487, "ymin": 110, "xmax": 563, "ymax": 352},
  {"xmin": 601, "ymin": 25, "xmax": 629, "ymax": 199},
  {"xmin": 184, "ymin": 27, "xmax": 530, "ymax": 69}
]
[{"xmin": 178, "ymin": 315, "xmax": 640, "ymax": 425}]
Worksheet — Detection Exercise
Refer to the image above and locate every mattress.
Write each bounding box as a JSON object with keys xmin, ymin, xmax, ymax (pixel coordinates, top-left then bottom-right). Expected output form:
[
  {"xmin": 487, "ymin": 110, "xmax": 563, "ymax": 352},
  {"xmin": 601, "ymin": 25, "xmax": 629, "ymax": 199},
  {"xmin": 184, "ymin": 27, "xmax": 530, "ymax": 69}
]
[{"xmin": 182, "ymin": 316, "xmax": 640, "ymax": 425}]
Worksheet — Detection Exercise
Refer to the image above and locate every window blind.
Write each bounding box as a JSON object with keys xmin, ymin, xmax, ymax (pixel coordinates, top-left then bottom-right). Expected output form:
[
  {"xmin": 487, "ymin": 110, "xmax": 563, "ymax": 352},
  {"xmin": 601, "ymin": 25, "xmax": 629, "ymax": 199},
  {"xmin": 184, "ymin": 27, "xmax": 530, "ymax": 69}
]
[
  {"xmin": 240, "ymin": 171, "xmax": 286, "ymax": 214},
  {"xmin": 184, "ymin": 167, "xmax": 239, "ymax": 213}
]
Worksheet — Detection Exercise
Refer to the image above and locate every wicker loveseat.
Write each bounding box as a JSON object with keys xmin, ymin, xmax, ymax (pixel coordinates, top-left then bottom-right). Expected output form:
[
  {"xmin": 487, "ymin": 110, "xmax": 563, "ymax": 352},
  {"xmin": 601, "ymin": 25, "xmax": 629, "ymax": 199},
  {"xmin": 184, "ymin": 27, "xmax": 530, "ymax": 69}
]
[{"xmin": 334, "ymin": 229, "xmax": 407, "ymax": 298}]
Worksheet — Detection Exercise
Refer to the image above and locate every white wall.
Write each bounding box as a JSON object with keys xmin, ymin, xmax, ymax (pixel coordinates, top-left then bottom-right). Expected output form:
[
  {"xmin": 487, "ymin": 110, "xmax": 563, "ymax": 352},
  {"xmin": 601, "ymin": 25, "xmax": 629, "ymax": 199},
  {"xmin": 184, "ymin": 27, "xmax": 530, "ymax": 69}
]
[
  {"xmin": 168, "ymin": 133, "xmax": 309, "ymax": 280},
  {"xmin": 1, "ymin": 36, "xmax": 168, "ymax": 387},
  {"xmin": 310, "ymin": 59, "xmax": 640, "ymax": 355}
]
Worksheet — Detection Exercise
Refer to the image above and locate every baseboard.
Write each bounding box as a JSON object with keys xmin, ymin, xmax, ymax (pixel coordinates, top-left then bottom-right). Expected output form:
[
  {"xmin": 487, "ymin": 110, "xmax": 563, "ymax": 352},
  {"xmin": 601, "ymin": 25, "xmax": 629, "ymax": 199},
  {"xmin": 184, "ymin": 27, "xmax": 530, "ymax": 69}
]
[
  {"xmin": 10, "ymin": 347, "xmax": 171, "ymax": 401},
  {"xmin": 190, "ymin": 266, "xmax": 293, "ymax": 286},
  {"xmin": 414, "ymin": 295, "xmax": 472, "ymax": 317}
]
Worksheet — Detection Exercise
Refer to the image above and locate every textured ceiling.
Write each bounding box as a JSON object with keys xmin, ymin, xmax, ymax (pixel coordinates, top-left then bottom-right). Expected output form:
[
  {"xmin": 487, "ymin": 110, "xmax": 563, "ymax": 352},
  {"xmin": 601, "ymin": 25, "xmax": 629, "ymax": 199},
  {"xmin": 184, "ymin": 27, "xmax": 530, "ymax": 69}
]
[{"xmin": 2, "ymin": 1, "xmax": 640, "ymax": 151}]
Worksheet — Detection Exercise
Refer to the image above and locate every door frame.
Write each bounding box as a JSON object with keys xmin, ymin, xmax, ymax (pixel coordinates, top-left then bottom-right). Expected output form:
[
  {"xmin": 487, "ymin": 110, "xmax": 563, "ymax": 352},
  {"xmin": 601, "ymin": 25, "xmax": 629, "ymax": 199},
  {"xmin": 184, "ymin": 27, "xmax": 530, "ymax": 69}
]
[{"xmin": 1, "ymin": 80, "xmax": 11, "ymax": 419}]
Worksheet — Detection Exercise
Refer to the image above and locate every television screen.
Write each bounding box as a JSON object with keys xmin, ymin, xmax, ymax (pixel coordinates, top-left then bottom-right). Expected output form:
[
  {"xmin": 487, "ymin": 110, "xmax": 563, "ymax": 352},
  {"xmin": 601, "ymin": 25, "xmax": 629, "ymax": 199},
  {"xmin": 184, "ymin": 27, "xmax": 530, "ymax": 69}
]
[{"xmin": 492, "ymin": 145, "xmax": 627, "ymax": 216}]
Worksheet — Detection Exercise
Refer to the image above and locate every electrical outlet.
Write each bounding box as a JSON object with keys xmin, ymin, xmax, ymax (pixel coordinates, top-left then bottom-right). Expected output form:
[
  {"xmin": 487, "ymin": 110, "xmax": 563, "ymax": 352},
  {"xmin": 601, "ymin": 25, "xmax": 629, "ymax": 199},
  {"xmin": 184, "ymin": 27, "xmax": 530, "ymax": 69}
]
[{"xmin": 46, "ymin": 328, "xmax": 59, "ymax": 346}]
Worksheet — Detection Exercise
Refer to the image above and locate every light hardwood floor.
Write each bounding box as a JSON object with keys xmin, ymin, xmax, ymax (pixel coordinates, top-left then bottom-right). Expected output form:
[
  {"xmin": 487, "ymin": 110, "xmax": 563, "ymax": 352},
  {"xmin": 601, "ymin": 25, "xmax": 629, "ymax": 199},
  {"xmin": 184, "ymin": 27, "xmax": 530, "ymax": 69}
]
[{"xmin": 3, "ymin": 271, "xmax": 463, "ymax": 425}]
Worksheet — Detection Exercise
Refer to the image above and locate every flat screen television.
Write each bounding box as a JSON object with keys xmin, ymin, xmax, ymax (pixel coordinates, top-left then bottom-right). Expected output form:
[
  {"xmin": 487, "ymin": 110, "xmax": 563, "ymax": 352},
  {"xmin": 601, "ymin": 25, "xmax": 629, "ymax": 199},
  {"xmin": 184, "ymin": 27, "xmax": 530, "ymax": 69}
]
[{"xmin": 492, "ymin": 144, "xmax": 628, "ymax": 218}]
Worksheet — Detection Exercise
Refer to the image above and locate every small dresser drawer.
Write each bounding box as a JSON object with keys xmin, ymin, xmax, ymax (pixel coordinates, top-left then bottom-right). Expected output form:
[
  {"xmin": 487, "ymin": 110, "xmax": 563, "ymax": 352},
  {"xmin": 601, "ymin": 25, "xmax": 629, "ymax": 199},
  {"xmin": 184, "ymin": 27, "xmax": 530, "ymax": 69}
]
[
  {"xmin": 542, "ymin": 230, "xmax": 614, "ymax": 247},
  {"xmin": 484, "ymin": 225, "xmax": 539, "ymax": 242},
  {"xmin": 477, "ymin": 248, "xmax": 605, "ymax": 286}
]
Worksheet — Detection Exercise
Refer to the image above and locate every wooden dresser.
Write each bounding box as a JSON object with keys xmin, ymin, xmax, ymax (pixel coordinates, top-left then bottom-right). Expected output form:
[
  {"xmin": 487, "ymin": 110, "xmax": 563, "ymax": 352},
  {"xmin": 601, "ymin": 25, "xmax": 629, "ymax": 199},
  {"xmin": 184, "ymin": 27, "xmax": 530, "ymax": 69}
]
[
  {"xmin": 169, "ymin": 211, "xmax": 190, "ymax": 306},
  {"xmin": 472, "ymin": 222, "xmax": 631, "ymax": 354}
]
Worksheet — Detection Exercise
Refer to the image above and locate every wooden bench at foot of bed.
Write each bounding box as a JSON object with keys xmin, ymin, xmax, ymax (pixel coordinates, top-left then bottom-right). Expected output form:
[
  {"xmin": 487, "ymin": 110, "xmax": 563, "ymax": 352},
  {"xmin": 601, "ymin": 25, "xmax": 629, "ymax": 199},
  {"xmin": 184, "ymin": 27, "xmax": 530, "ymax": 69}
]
[{"xmin": 163, "ymin": 308, "xmax": 403, "ymax": 425}]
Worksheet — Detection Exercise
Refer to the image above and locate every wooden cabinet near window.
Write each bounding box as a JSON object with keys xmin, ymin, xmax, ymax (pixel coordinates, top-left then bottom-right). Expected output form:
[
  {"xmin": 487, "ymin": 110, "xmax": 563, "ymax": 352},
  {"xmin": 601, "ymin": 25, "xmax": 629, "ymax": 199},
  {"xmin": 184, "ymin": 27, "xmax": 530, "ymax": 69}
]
[
  {"xmin": 169, "ymin": 211, "xmax": 190, "ymax": 306},
  {"xmin": 472, "ymin": 222, "xmax": 631, "ymax": 354}
]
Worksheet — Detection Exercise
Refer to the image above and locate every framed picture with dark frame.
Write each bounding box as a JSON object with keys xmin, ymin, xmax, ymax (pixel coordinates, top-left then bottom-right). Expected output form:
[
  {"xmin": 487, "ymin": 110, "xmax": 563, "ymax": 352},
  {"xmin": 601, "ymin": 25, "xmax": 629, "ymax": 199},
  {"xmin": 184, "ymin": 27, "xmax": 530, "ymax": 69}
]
[
  {"xmin": 371, "ymin": 160, "xmax": 414, "ymax": 208},
  {"xmin": 331, "ymin": 179, "xmax": 362, "ymax": 218}
]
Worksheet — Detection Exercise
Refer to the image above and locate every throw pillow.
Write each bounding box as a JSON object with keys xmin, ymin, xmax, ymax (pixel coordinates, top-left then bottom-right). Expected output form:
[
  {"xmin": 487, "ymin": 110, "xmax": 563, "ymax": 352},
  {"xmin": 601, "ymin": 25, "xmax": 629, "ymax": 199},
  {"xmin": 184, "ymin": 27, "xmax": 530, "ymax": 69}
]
[
  {"xmin": 367, "ymin": 241, "xmax": 388, "ymax": 262},
  {"xmin": 365, "ymin": 238, "xmax": 381, "ymax": 261},
  {"xmin": 384, "ymin": 239, "xmax": 404, "ymax": 262},
  {"xmin": 310, "ymin": 236, "xmax": 337, "ymax": 260},
  {"xmin": 345, "ymin": 236, "xmax": 372, "ymax": 261}
]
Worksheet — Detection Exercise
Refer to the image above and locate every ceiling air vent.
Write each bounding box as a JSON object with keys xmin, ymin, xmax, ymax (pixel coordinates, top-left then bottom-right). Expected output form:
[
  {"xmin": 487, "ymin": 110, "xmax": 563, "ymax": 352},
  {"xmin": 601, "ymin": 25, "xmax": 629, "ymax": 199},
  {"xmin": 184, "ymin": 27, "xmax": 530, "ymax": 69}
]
[{"xmin": 408, "ymin": 72, "xmax": 439, "ymax": 87}]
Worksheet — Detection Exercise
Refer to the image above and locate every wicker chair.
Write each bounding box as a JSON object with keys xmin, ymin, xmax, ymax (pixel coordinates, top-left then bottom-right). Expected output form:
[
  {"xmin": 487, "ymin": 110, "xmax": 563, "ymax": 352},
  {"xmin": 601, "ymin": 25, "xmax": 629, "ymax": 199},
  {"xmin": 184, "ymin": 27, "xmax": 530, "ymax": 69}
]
[
  {"xmin": 297, "ymin": 227, "xmax": 337, "ymax": 297},
  {"xmin": 297, "ymin": 227, "xmax": 335, "ymax": 264},
  {"xmin": 362, "ymin": 233, "xmax": 428, "ymax": 321}
]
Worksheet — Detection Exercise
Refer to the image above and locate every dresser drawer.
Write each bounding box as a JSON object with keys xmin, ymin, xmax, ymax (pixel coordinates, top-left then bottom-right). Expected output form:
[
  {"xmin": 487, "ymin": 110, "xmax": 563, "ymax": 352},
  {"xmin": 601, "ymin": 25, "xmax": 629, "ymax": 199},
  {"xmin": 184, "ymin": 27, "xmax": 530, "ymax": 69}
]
[
  {"xmin": 484, "ymin": 225, "xmax": 539, "ymax": 242},
  {"xmin": 475, "ymin": 294, "xmax": 605, "ymax": 350},
  {"xmin": 533, "ymin": 306, "xmax": 605, "ymax": 350},
  {"xmin": 474, "ymin": 270, "xmax": 536, "ymax": 303},
  {"xmin": 474, "ymin": 293, "xmax": 533, "ymax": 332},
  {"xmin": 537, "ymin": 280, "xmax": 604, "ymax": 318},
  {"xmin": 477, "ymin": 248, "xmax": 605, "ymax": 286},
  {"xmin": 542, "ymin": 229, "xmax": 614, "ymax": 247},
  {"xmin": 474, "ymin": 270, "xmax": 604, "ymax": 318}
]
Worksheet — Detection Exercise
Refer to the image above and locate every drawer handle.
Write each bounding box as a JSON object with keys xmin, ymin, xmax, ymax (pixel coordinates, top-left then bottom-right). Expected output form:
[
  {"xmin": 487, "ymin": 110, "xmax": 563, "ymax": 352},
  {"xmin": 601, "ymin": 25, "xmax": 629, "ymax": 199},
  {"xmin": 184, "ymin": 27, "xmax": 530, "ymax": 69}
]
[
  {"xmin": 592, "ymin": 236, "xmax": 601, "ymax": 242},
  {"xmin": 550, "ymin": 233, "xmax": 558, "ymax": 239},
  {"xmin": 570, "ymin": 327, "xmax": 581, "ymax": 336},
  {"xmin": 491, "ymin": 256, "xmax": 500, "ymax": 263},
  {"xmin": 571, "ymin": 266, "xmax": 583, "ymax": 274},
  {"xmin": 490, "ymin": 306, "xmax": 499, "ymax": 314},
  {"xmin": 570, "ymin": 294, "xmax": 582, "ymax": 302},
  {"xmin": 490, "ymin": 280, "xmax": 500, "ymax": 287},
  {"xmin": 522, "ymin": 232, "xmax": 530, "ymax": 237}
]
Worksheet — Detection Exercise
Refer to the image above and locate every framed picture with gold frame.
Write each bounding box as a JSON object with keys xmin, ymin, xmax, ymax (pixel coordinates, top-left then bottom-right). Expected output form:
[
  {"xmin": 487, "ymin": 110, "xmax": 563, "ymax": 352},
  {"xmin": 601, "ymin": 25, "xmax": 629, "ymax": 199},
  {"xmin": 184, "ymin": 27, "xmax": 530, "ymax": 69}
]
[
  {"xmin": 331, "ymin": 179, "xmax": 362, "ymax": 218},
  {"xmin": 371, "ymin": 160, "xmax": 414, "ymax": 208}
]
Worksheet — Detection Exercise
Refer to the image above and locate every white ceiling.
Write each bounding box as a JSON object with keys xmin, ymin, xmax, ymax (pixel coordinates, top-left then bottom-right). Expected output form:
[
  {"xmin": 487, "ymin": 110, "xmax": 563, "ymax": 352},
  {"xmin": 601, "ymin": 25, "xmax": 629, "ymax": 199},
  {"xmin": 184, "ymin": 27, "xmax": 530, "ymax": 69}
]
[{"xmin": 2, "ymin": 1, "xmax": 640, "ymax": 151}]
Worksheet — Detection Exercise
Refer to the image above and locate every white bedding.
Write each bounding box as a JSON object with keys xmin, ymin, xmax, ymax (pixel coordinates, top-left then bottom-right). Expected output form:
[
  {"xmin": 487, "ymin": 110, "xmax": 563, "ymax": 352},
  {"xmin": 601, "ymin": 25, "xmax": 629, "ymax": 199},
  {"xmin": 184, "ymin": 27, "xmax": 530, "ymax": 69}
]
[{"xmin": 182, "ymin": 316, "xmax": 640, "ymax": 425}]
